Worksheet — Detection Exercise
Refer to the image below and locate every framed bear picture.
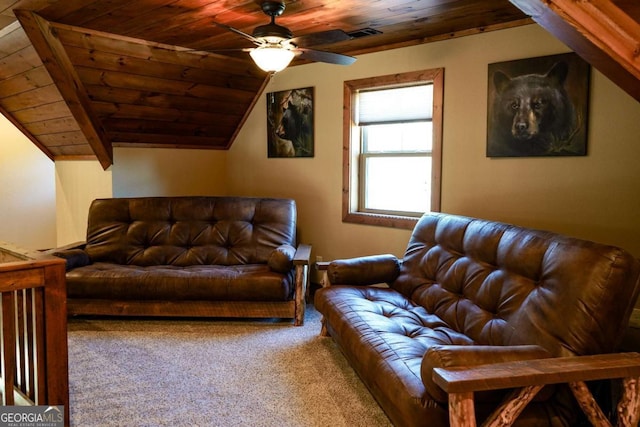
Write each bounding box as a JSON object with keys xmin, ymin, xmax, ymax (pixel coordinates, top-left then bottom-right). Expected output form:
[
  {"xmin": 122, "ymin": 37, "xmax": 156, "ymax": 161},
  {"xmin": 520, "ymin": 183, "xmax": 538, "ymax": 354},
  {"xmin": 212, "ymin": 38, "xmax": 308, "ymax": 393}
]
[
  {"xmin": 266, "ymin": 87, "xmax": 314, "ymax": 158},
  {"xmin": 486, "ymin": 52, "xmax": 590, "ymax": 157}
]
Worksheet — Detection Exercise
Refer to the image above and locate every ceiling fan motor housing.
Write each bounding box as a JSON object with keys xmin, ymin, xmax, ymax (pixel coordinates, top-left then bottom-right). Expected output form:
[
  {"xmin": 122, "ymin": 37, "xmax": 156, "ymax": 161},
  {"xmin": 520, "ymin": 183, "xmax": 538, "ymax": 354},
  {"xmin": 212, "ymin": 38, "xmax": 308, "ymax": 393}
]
[
  {"xmin": 261, "ymin": 1, "xmax": 286, "ymax": 17},
  {"xmin": 253, "ymin": 23, "xmax": 293, "ymax": 41},
  {"xmin": 254, "ymin": 2, "xmax": 292, "ymax": 41}
]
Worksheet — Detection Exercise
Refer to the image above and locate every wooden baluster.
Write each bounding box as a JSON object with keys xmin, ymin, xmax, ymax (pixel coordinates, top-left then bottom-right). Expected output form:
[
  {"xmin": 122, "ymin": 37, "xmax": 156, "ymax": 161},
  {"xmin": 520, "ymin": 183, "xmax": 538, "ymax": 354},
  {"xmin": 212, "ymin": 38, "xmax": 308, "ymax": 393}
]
[
  {"xmin": 33, "ymin": 286, "xmax": 46, "ymax": 405},
  {"xmin": 16, "ymin": 289, "xmax": 26, "ymax": 396},
  {"xmin": 1, "ymin": 292, "xmax": 16, "ymax": 405},
  {"xmin": 25, "ymin": 288, "xmax": 36, "ymax": 402}
]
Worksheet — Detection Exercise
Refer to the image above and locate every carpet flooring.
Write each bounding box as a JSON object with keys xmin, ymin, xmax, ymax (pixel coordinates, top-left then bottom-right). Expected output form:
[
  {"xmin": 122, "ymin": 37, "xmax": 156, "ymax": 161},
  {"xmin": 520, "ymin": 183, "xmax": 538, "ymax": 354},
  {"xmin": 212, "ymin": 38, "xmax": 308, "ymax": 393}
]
[{"xmin": 67, "ymin": 304, "xmax": 393, "ymax": 427}]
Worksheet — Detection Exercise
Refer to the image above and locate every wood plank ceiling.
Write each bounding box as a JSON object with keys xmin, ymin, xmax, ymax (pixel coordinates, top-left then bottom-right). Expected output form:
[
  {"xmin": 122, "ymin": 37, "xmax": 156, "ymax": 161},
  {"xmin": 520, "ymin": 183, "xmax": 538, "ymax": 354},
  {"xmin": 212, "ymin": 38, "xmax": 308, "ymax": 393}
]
[{"xmin": 0, "ymin": 1, "xmax": 637, "ymax": 169}]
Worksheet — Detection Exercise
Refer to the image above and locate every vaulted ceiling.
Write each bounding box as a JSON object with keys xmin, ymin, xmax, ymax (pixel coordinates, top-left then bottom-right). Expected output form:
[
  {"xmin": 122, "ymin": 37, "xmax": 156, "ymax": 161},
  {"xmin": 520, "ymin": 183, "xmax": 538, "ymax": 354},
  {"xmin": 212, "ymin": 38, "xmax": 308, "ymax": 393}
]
[{"xmin": 0, "ymin": 1, "xmax": 637, "ymax": 170}]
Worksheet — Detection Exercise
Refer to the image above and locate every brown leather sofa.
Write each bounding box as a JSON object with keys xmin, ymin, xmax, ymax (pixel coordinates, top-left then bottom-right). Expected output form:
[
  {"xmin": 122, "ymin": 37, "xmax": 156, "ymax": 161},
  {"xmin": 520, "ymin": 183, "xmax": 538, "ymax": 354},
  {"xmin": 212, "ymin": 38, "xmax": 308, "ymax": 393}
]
[
  {"xmin": 315, "ymin": 212, "xmax": 640, "ymax": 426},
  {"xmin": 53, "ymin": 196, "xmax": 311, "ymax": 325}
]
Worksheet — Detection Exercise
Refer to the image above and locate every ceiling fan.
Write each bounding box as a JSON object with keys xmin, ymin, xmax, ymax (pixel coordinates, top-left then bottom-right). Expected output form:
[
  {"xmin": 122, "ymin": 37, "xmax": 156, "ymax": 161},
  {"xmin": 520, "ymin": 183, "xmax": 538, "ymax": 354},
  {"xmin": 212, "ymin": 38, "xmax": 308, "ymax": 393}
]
[{"xmin": 214, "ymin": 1, "xmax": 357, "ymax": 72}]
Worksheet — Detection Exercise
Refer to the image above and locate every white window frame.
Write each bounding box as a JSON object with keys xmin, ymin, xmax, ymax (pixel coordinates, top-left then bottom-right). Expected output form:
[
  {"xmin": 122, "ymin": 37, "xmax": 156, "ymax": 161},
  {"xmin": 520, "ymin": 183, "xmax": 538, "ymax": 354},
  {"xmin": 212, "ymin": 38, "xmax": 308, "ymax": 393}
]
[{"xmin": 342, "ymin": 68, "xmax": 444, "ymax": 229}]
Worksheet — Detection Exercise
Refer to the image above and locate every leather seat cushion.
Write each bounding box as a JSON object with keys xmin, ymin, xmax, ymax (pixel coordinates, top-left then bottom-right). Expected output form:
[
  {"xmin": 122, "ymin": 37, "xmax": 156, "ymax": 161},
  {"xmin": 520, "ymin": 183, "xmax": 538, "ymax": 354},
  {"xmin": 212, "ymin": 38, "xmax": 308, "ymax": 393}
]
[
  {"xmin": 315, "ymin": 285, "xmax": 577, "ymax": 427},
  {"xmin": 67, "ymin": 262, "xmax": 295, "ymax": 301},
  {"xmin": 315, "ymin": 285, "xmax": 475, "ymax": 426}
]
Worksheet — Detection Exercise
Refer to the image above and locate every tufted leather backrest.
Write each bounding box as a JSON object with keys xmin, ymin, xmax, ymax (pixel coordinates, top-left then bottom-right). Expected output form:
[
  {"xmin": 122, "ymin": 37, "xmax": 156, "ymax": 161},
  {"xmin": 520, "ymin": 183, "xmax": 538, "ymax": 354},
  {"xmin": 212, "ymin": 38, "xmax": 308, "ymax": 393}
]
[
  {"xmin": 84, "ymin": 197, "xmax": 296, "ymax": 267},
  {"xmin": 393, "ymin": 213, "xmax": 640, "ymax": 357}
]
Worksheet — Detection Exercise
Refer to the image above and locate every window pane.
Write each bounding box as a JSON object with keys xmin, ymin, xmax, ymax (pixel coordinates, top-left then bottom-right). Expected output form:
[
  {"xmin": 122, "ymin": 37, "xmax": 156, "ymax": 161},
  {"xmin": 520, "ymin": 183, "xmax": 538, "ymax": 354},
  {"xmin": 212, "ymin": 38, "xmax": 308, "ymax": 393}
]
[
  {"xmin": 365, "ymin": 122, "xmax": 432, "ymax": 152},
  {"xmin": 364, "ymin": 157, "xmax": 431, "ymax": 213}
]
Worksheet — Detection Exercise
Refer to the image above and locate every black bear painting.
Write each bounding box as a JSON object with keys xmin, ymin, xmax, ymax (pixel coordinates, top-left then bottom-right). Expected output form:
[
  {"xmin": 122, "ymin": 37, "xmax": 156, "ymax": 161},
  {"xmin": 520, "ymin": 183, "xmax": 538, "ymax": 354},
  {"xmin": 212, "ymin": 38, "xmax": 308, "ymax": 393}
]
[
  {"xmin": 267, "ymin": 87, "xmax": 314, "ymax": 158},
  {"xmin": 487, "ymin": 53, "xmax": 590, "ymax": 157}
]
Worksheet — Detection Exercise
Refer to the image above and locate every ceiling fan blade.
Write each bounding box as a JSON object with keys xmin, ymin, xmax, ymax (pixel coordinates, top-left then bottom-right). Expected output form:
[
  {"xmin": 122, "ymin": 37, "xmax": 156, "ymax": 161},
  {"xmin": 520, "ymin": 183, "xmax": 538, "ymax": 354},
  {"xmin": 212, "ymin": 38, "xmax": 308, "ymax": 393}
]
[
  {"xmin": 296, "ymin": 48, "xmax": 356, "ymax": 65},
  {"xmin": 213, "ymin": 21, "xmax": 263, "ymax": 46},
  {"xmin": 209, "ymin": 47, "xmax": 254, "ymax": 52},
  {"xmin": 182, "ymin": 47, "xmax": 253, "ymax": 55},
  {"xmin": 290, "ymin": 29, "xmax": 352, "ymax": 47}
]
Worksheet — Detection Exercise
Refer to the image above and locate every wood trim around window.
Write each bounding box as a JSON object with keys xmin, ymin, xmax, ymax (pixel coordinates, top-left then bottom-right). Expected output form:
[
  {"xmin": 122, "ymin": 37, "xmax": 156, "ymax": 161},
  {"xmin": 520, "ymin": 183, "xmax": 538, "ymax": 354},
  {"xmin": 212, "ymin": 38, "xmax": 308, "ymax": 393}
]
[{"xmin": 342, "ymin": 68, "xmax": 444, "ymax": 229}]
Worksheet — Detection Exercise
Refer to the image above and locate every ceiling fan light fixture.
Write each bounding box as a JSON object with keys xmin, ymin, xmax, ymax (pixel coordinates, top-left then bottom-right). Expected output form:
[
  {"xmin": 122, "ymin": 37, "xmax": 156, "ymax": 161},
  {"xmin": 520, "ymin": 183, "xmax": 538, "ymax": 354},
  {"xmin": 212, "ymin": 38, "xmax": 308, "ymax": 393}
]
[
  {"xmin": 216, "ymin": 1, "xmax": 356, "ymax": 70},
  {"xmin": 250, "ymin": 45, "xmax": 295, "ymax": 72}
]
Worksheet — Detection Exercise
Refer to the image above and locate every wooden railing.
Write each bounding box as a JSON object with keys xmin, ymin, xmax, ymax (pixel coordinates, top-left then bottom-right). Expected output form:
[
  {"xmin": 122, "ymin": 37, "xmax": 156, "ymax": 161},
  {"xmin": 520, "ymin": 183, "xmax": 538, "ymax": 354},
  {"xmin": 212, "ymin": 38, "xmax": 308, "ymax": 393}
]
[{"xmin": 0, "ymin": 243, "xmax": 68, "ymax": 426}]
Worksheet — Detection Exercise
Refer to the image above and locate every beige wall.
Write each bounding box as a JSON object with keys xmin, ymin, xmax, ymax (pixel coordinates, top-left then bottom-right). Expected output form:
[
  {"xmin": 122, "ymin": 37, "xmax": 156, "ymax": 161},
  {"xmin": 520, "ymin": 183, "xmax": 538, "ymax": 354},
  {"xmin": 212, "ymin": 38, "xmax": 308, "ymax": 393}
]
[
  {"xmin": 0, "ymin": 114, "xmax": 56, "ymax": 249},
  {"xmin": 227, "ymin": 24, "xmax": 640, "ymax": 260},
  {"xmin": 112, "ymin": 147, "xmax": 228, "ymax": 197},
  {"xmin": 55, "ymin": 160, "xmax": 112, "ymax": 245},
  {"xmin": 58, "ymin": 23, "xmax": 640, "ymax": 263},
  {"xmin": 53, "ymin": 147, "xmax": 228, "ymax": 245}
]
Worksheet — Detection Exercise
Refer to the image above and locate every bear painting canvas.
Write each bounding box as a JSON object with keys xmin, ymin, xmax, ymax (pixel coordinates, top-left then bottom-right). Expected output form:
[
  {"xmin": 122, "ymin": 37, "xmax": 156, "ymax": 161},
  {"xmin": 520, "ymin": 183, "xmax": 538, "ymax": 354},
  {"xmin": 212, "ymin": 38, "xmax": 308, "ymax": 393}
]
[
  {"xmin": 487, "ymin": 53, "xmax": 590, "ymax": 157},
  {"xmin": 267, "ymin": 87, "xmax": 314, "ymax": 158}
]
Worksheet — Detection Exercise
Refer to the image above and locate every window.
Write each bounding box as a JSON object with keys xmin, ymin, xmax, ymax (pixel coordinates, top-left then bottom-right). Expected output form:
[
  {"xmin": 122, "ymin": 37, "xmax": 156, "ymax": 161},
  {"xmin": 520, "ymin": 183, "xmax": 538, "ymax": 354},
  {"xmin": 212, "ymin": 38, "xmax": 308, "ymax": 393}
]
[{"xmin": 343, "ymin": 69, "xmax": 444, "ymax": 229}]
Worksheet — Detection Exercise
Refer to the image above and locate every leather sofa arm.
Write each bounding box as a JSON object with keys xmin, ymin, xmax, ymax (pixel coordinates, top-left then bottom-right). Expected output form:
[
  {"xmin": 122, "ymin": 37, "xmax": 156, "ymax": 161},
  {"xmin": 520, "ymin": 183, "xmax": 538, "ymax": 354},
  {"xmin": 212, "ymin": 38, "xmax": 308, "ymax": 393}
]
[
  {"xmin": 324, "ymin": 254, "xmax": 401, "ymax": 286},
  {"xmin": 45, "ymin": 241, "xmax": 91, "ymax": 271},
  {"xmin": 432, "ymin": 352, "xmax": 640, "ymax": 426},
  {"xmin": 421, "ymin": 344, "xmax": 553, "ymax": 403},
  {"xmin": 41, "ymin": 240, "xmax": 86, "ymax": 254},
  {"xmin": 267, "ymin": 243, "xmax": 311, "ymax": 273}
]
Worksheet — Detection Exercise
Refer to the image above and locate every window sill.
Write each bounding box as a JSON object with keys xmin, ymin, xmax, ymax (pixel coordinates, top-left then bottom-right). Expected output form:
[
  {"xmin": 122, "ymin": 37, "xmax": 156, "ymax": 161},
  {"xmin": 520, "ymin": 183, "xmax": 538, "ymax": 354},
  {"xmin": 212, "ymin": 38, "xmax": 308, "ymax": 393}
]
[{"xmin": 343, "ymin": 211, "xmax": 419, "ymax": 230}]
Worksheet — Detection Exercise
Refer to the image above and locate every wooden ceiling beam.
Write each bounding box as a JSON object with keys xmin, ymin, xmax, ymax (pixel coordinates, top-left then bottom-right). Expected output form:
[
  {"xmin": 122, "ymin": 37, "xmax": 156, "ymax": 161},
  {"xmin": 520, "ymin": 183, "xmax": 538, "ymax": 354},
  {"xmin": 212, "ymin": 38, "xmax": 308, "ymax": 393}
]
[
  {"xmin": 15, "ymin": 9, "xmax": 113, "ymax": 169},
  {"xmin": 510, "ymin": 0, "xmax": 640, "ymax": 102}
]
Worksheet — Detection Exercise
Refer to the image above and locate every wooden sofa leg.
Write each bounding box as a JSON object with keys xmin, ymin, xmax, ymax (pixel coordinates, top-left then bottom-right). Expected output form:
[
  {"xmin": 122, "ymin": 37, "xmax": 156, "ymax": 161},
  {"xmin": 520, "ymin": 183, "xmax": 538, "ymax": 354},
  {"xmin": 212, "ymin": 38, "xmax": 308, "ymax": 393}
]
[
  {"xmin": 617, "ymin": 376, "xmax": 640, "ymax": 426},
  {"xmin": 483, "ymin": 385, "xmax": 543, "ymax": 427},
  {"xmin": 448, "ymin": 392, "xmax": 476, "ymax": 427},
  {"xmin": 569, "ymin": 381, "xmax": 611, "ymax": 425},
  {"xmin": 315, "ymin": 262, "xmax": 332, "ymax": 336},
  {"xmin": 320, "ymin": 318, "xmax": 329, "ymax": 336},
  {"xmin": 294, "ymin": 264, "xmax": 308, "ymax": 326}
]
